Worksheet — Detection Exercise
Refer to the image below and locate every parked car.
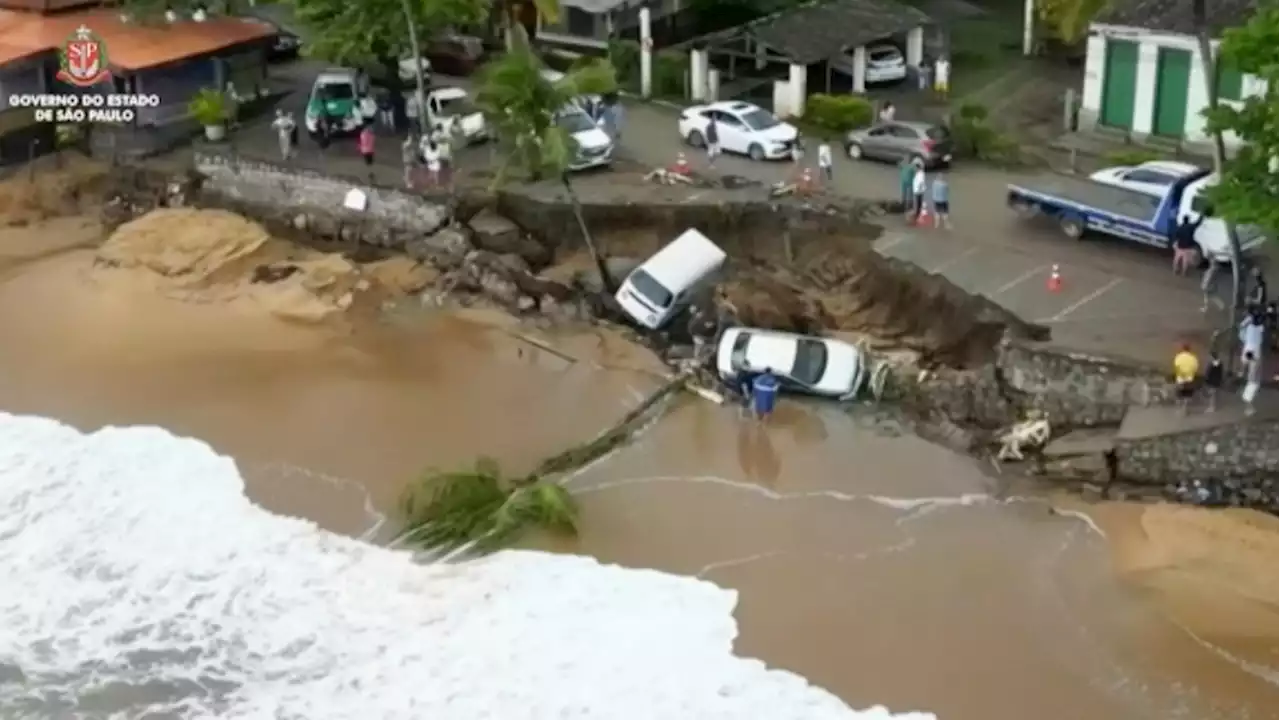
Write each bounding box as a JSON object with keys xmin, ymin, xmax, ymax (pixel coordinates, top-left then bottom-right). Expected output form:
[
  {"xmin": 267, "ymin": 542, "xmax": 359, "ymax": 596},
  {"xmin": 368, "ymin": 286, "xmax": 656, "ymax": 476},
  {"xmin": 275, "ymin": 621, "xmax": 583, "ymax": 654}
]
[
  {"xmin": 832, "ymin": 43, "xmax": 907, "ymax": 84},
  {"xmin": 409, "ymin": 86, "xmax": 488, "ymax": 144},
  {"xmin": 715, "ymin": 327, "xmax": 885, "ymax": 399},
  {"xmin": 268, "ymin": 26, "xmax": 301, "ymax": 61},
  {"xmin": 305, "ymin": 68, "xmax": 375, "ymax": 135},
  {"xmin": 844, "ymin": 121, "xmax": 953, "ymax": 168},
  {"xmin": 557, "ymin": 104, "xmax": 613, "ymax": 171},
  {"xmin": 679, "ymin": 101, "xmax": 798, "ymax": 161},
  {"xmin": 1089, "ymin": 160, "xmax": 1203, "ymax": 197},
  {"xmin": 424, "ymin": 34, "xmax": 488, "ymax": 76}
]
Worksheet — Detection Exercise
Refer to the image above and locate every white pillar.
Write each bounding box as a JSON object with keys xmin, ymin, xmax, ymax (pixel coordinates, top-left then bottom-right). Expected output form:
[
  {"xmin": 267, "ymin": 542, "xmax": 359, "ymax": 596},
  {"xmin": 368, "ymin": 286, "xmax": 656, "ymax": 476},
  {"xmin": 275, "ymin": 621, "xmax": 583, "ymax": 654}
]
[
  {"xmin": 1078, "ymin": 34, "xmax": 1105, "ymax": 129},
  {"xmin": 1184, "ymin": 44, "xmax": 1210, "ymax": 142},
  {"xmin": 851, "ymin": 46, "xmax": 867, "ymax": 94},
  {"xmin": 1131, "ymin": 40, "xmax": 1158, "ymax": 136},
  {"xmin": 788, "ymin": 62, "xmax": 807, "ymax": 116},
  {"xmin": 754, "ymin": 38, "xmax": 767, "ymax": 70},
  {"xmin": 1022, "ymin": 0, "xmax": 1035, "ymax": 55},
  {"xmin": 905, "ymin": 27, "xmax": 924, "ymax": 66},
  {"xmin": 639, "ymin": 6, "xmax": 653, "ymax": 98},
  {"xmin": 707, "ymin": 68, "xmax": 720, "ymax": 101},
  {"xmin": 690, "ymin": 48, "xmax": 709, "ymax": 101}
]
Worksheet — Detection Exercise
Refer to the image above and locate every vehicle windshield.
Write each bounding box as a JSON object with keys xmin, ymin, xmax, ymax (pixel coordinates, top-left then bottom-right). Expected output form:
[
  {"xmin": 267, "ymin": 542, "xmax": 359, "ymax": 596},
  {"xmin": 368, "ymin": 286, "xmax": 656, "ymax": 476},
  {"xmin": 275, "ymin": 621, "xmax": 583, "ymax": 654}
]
[
  {"xmin": 557, "ymin": 110, "xmax": 596, "ymax": 134},
  {"xmin": 628, "ymin": 269, "xmax": 674, "ymax": 309},
  {"xmin": 740, "ymin": 109, "xmax": 780, "ymax": 131},
  {"xmin": 869, "ymin": 48, "xmax": 900, "ymax": 62},
  {"xmin": 435, "ymin": 95, "xmax": 474, "ymax": 116},
  {"xmin": 790, "ymin": 338, "xmax": 828, "ymax": 386},
  {"xmin": 318, "ymin": 83, "xmax": 354, "ymax": 101}
]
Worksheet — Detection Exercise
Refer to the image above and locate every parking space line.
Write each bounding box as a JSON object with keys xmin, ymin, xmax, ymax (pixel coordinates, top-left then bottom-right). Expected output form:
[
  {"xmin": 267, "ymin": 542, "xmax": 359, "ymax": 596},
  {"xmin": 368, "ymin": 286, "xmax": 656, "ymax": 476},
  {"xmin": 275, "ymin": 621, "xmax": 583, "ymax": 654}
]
[
  {"xmin": 1042, "ymin": 278, "xmax": 1123, "ymax": 323},
  {"xmin": 928, "ymin": 246, "xmax": 982, "ymax": 273},
  {"xmin": 992, "ymin": 265, "xmax": 1047, "ymax": 295},
  {"xmin": 874, "ymin": 232, "xmax": 913, "ymax": 253}
]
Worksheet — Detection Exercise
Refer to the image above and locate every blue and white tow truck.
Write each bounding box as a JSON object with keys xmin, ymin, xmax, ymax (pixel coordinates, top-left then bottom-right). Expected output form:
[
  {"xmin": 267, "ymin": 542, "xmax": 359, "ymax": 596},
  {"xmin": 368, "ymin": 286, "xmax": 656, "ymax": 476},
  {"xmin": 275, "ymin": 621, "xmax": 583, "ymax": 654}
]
[{"xmin": 1006, "ymin": 170, "xmax": 1268, "ymax": 262}]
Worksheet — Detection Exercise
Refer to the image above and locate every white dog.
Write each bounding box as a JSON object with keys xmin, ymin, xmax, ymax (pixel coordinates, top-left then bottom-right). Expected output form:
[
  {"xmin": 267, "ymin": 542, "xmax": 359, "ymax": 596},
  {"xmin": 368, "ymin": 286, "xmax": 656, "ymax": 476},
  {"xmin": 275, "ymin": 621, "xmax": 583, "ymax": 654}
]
[{"xmin": 997, "ymin": 414, "xmax": 1052, "ymax": 461}]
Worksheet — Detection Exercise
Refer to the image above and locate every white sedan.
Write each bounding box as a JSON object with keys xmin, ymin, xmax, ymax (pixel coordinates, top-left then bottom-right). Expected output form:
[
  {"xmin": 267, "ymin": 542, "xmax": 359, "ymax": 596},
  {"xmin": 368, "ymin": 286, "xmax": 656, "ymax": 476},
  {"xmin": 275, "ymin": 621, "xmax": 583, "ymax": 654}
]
[
  {"xmin": 715, "ymin": 327, "xmax": 886, "ymax": 399},
  {"xmin": 678, "ymin": 101, "xmax": 799, "ymax": 161},
  {"xmin": 1089, "ymin": 160, "xmax": 1203, "ymax": 197}
]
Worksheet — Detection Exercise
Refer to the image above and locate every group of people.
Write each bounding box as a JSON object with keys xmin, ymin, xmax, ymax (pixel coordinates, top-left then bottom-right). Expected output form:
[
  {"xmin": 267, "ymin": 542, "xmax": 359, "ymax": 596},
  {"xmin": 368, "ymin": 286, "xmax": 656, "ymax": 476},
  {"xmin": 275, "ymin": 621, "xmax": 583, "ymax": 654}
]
[{"xmin": 1172, "ymin": 266, "xmax": 1275, "ymax": 416}]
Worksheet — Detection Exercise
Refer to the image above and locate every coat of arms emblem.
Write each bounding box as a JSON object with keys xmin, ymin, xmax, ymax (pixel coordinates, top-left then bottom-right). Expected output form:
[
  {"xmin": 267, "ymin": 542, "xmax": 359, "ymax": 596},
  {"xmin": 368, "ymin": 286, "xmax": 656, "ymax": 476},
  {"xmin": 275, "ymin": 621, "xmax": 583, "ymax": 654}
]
[{"xmin": 56, "ymin": 26, "xmax": 112, "ymax": 88}]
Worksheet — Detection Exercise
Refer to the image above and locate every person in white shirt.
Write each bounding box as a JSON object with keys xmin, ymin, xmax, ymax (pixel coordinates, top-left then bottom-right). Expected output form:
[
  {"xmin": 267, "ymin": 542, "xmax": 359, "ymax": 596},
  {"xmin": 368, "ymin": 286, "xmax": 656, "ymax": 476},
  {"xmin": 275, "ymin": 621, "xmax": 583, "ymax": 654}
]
[
  {"xmin": 911, "ymin": 167, "xmax": 927, "ymax": 222},
  {"xmin": 933, "ymin": 56, "xmax": 951, "ymax": 97},
  {"xmin": 879, "ymin": 102, "xmax": 896, "ymax": 123},
  {"xmin": 270, "ymin": 109, "xmax": 296, "ymax": 160},
  {"xmin": 420, "ymin": 139, "xmax": 443, "ymax": 187},
  {"xmin": 816, "ymin": 141, "xmax": 833, "ymax": 182}
]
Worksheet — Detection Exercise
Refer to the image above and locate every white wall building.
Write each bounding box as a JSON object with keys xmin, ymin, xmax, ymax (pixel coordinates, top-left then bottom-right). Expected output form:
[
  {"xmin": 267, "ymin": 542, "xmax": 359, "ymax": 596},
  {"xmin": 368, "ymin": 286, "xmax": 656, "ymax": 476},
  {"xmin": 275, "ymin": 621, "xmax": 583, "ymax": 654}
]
[{"xmin": 1076, "ymin": 0, "xmax": 1265, "ymax": 150}]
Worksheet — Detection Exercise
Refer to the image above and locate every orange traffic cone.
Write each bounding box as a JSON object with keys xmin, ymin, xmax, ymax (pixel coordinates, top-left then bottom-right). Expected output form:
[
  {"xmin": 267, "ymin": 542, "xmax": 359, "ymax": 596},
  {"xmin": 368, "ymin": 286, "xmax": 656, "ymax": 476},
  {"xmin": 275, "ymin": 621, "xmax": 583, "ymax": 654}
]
[
  {"xmin": 1046, "ymin": 264, "xmax": 1063, "ymax": 293},
  {"xmin": 672, "ymin": 152, "xmax": 691, "ymax": 176}
]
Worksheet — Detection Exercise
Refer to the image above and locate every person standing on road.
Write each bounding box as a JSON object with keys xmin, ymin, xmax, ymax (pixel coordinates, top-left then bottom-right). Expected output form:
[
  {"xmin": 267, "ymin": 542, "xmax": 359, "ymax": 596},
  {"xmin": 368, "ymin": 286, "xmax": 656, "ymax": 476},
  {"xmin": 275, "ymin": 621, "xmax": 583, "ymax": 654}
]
[
  {"xmin": 933, "ymin": 56, "xmax": 951, "ymax": 98},
  {"xmin": 1202, "ymin": 350, "xmax": 1224, "ymax": 412},
  {"xmin": 1241, "ymin": 350, "xmax": 1261, "ymax": 416},
  {"xmin": 270, "ymin": 109, "xmax": 296, "ymax": 161},
  {"xmin": 1172, "ymin": 343, "xmax": 1199, "ymax": 415},
  {"xmin": 421, "ymin": 139, "xmax": 443, "ymax": 188},
  {"xmin": 931, "ymin": 173, "xmax": 951, "ymax": 229},
  {"xmin": 704, "ymin": 118, "xmax": 720, "ymax": 166},
  {"xmin": 910, "ymin": 166, "xmax": 927, "ymax": 223},
  {"xmin": 601, "ymin": 93, "xmax": 624, "ymax": 142},
  {"xmin": 1171, "ymin": 215, "xmax": 1202, "ymax": 275},
  {"xmin": 1199, "ymin": 260, "xmax": 1223, "ymax": 312},
  {"xmin": 897, "ymin": 158, "xmax": 916, "ymax": 218},
  {"xmin": 879, "ymin": 102, "xmax": 896, "ymax": 123},
  {"xmin": 401, "ymin": 135, "xmax": 418, "ymax": 189},
  {"xmin": 1245, "ymin": 265, "xmax": 1269, "ymax": 315},
  {"xmin": 817, "ymin": 140, "xmax": 833, "ymax": 183},
  {"xmin": 358, "ymin": 124, "xmax": 376, "ymax": 181},
  {"xmin": 1239, "ymin": 311, "xmax": 1265, "ymax": 373}
]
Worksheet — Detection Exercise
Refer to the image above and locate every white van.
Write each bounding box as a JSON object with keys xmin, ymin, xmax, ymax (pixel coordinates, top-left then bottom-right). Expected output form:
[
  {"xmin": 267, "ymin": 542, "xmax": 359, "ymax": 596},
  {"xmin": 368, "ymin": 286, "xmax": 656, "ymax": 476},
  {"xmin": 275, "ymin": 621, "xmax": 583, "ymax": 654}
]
[
  {"xmin": 1179, "ymin": 174, "xmax": 1269, "ymax": 262},
  {"xmin": 615, "ymin": 229, "xmax": 727, "ymax": 330}
]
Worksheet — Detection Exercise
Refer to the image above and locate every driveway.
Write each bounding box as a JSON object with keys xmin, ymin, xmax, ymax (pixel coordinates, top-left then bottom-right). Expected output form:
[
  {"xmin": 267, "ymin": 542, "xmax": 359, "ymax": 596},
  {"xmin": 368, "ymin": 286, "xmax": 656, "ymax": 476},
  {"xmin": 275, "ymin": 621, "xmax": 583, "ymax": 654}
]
[{"xmin": 614, "ymin": 101, "xmax": 1225, "ymax": 367}]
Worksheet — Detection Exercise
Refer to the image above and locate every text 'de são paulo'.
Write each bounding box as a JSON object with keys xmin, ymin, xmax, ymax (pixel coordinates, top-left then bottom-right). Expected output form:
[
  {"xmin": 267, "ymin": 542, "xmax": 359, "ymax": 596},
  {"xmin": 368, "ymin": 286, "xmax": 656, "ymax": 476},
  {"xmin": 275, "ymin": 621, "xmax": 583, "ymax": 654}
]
[{"xmin": 8, "ymin": 93, "xmax": 162, "ymax": 124}]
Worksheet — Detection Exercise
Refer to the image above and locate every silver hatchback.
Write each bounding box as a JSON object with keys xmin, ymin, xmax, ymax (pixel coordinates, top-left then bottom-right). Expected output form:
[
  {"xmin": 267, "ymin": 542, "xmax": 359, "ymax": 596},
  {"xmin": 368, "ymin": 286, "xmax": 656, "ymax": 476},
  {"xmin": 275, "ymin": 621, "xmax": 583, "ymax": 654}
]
[{"xmin": 844, "ymin": 121, "xmax": 954, "ymax": 168}]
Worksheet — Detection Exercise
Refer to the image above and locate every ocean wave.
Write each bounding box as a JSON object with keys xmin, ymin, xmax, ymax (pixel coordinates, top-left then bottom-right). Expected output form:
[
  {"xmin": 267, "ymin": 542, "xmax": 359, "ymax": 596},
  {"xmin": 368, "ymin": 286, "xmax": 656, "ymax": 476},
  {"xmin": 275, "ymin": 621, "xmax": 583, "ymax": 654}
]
[{"xmin": 0, "ymin": 412, "xmax": 937, "ymax": 720}]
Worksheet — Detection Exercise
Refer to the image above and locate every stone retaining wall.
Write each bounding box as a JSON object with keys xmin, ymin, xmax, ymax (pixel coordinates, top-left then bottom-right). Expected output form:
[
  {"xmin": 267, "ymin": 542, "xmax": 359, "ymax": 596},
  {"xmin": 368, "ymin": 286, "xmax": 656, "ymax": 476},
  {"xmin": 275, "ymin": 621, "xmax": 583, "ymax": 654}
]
[{"xmin": 1117, "ymin": 420, "xmax": 1278, "ymax": 487}]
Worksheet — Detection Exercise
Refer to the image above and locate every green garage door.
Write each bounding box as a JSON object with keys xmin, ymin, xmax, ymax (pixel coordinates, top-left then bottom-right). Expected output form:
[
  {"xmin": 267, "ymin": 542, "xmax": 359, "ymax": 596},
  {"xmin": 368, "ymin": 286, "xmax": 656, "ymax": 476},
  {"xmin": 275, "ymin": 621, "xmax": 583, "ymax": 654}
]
[
  {"xmin": 1152, "ymin": 47, "xmax": 1192, "ymax": 137},
  {"xmin": 1100, "ymin": 40, "xmax": 1138, "ymax": 129}
]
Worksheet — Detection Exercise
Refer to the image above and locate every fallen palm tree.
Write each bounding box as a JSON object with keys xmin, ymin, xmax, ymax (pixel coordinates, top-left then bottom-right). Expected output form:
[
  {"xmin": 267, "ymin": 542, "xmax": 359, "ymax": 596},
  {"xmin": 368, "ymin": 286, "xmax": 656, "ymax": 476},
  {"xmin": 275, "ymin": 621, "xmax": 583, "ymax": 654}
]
[{"xmin": 397, "ymin": 370, "xmax": 696, "ymax": 553}]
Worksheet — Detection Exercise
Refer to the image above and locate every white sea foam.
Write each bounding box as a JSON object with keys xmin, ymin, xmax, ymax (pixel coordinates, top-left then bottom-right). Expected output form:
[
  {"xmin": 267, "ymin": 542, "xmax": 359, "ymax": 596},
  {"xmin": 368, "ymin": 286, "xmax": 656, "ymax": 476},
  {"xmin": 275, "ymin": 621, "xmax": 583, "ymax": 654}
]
[{"xmin": 0, "ymin": 412, "xmax": 938, "ymax": 720}]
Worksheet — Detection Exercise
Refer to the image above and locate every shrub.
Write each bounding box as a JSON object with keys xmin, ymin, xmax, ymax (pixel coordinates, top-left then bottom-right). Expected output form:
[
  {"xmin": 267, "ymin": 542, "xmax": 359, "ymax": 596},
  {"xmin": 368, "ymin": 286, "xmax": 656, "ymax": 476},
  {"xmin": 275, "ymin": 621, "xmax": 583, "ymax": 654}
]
[
  {"xmin": 653, "ymin": 49, "xmax": 688, "ymax": 98},
  {"xmin": 607, "ymin": 39, "xmax": 641, "ymax": 86},
  {"xmin": 950, "ymin": 109, "xmax": 1023, "ymax": 166},
  {"xmin": 803, "ymin": 94, "xmax": 874, "ymax": 134},
  {"xmin": 188, "ymin": 88, "xmax": 228, "ymax": 126},
  {"xmin": 1103, "ymin": 148, "xmax": 1165, "ymax": 166}
]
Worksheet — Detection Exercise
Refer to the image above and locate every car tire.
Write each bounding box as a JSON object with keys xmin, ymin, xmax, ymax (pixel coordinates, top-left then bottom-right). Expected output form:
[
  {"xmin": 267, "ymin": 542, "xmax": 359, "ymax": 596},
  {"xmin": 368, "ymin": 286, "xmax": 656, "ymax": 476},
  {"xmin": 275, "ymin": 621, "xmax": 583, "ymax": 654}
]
[
  {"xmin": 847, "ymin": 143, "xmax": 863, "ymax": 160},
  {"xmin": 686, "ymin": 130, "xmax": 705, "ymax": 148},
  {"xmin": 1060, "ymin": 215, "xmax": 1086, "ymax": 240},
  {"xmin": 748, "ymin": 143, "xmax": 765, "ymax": 161}
]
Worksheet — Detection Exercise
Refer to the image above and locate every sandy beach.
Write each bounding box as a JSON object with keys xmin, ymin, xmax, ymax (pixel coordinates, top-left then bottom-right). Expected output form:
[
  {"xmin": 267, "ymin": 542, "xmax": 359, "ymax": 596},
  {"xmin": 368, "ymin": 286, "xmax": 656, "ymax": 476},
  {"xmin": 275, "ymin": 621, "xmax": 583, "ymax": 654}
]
[{"xmin": 0, "ymin": 196, "xmax": 1273, "ymax": 719}]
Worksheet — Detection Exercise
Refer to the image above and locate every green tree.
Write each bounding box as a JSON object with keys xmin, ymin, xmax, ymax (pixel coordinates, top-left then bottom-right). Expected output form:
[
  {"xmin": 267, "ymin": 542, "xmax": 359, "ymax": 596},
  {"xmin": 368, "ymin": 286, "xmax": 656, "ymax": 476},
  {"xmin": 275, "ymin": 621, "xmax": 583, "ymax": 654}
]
[
  {"xmin": 475, "ymin": 47, "xmax": 620, "ymax": 294},
  {"xmin": 1202, "ymin": 2, "xmax": 1279, "ymax": 234},
  {"xmin": 1034, "ymin": 0, "xmax": 1108, "ymax": 44}
]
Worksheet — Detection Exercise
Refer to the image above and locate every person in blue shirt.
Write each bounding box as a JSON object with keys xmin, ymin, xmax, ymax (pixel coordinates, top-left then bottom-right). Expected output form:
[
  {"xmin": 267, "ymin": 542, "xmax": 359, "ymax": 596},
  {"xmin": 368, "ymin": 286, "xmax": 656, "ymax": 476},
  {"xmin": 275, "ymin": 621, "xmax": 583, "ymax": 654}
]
[
  {"xmin": 931, "ymin": 174, "xmax": 951, "ymax": 230},
  {"xmin": 751, "ymin": 368, "xmax": 780, "ymax": 421}
]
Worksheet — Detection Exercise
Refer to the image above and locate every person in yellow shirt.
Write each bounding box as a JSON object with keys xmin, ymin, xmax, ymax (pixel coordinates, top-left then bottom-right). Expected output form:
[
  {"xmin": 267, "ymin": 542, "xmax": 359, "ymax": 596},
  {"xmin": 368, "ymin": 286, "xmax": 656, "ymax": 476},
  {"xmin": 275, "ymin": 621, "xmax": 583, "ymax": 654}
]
[{"xmin": 1172, "ymin": 344, "xmax": 1200, "ymax": 414}]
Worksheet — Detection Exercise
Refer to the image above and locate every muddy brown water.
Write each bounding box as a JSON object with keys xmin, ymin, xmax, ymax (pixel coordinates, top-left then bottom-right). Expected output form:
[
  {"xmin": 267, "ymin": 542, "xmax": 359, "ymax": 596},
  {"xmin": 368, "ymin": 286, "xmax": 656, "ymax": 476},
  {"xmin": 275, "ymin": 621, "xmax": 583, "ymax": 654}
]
[{"xmin": 0, "ymin": 228, "xmax": 1275, "ymax": 720}]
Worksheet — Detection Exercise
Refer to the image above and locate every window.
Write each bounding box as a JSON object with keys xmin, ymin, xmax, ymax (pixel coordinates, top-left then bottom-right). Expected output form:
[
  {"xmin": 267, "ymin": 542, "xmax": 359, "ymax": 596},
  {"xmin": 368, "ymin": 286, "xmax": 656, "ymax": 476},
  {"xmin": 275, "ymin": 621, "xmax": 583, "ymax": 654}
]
[
  {"xmin": 627, "ymin": 269, "xmax": 674, "ymax": 308},
  {"xmin": 1217, "ymin": 62, "xmax": 1243, "ymax": 101},
  {"xmin": 1124, "ymin": 169, "xmax": 1176, "ymax": 185},
  {"xmin": 889, "ymin": 125, "xmax": 919, "ymax": 139},
  {"xmin": 790, "ymin": 339, "xmax": 829, "ymax": 386},
  {"xmin": 718, "ymin": 112, "xmax": 746, "ymax": 129},
  {"xmin": 730, "ymin": 332, "xmax": 752, "ymax": 372},
  {"xmin": 556, "ymin": 109, "xmax": 596, "ymax": 133},
  {"xmin": 739, "ymin": 108, "xmax": 779, "ymax": 131}
]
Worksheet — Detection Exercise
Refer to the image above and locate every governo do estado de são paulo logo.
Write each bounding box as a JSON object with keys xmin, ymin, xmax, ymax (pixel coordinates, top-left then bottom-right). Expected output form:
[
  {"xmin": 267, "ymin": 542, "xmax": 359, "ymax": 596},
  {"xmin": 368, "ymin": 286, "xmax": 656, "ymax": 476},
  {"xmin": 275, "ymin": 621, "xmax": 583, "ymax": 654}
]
[{"xmin": 6, "ymin": 27, "xmax": 161, "ymax": 124}]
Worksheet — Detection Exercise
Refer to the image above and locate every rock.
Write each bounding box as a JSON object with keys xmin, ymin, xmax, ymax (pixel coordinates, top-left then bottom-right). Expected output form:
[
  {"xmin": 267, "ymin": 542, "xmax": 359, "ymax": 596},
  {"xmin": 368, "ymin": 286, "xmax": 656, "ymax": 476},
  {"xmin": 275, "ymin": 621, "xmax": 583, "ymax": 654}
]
[
  {"xmin": 405, "ymin": 227, "xmax": 472, "ymax": 267},
  {"xmin": 517, "ymin": 295, "xmax": 537, "ymax": 312},
  {"xmin": 292, "ymin": 213, "xmax": 308, "ymax": 231},
  {"xmin": 574, "ymin": 256, "xmax": 641, "ymax": 294},
  {"xmin": 467, "ymin": 209, "xmax": 547, "ymax": 265}
]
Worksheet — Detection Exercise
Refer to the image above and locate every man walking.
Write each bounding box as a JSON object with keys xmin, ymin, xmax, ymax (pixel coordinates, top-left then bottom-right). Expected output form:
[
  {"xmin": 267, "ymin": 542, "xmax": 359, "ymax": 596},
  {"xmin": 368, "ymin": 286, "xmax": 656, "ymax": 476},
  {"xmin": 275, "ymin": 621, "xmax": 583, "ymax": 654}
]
[
  {"xmin": 270, "ymin": 109, "xmax": 296, "ymax": 161},
  {"xmin": 1241, "ymin": 350, "xmax": 1261, "ymax": 416},
  {"xmin": 910, "ymin": 165, "xmax": 927, "ymax": 224},
  {"xmin": 817, "ymin": 140, "xmax": 833, "ymax": 183},
  {"xmin": 401, "ymin": 135, "xmax": 418, "ymax": 189},
  {"xmin": 1200, "ymin": 260, "xmax": 1223, "ymax": 312},
  {"xmin": 704, "ymin": 118, "xmax": 720, "ymax": 166},
  {"xmin": 933, "ymin": 55, "xmax": 951, "ymax": 98},
  {"xmin": 931, "ymin": 173, "xmax": 951, "ymax": 229},
  {"xmin": 357, "ymin": 124, "xmax": 376, "ymax": 182},
  {"xmin": 1172, "ymin": 343, "xmax": 1199, "ymax": 415},
  {"xmin": 897, "ymin": 158, "xmax": 916, "ymax": 219}
]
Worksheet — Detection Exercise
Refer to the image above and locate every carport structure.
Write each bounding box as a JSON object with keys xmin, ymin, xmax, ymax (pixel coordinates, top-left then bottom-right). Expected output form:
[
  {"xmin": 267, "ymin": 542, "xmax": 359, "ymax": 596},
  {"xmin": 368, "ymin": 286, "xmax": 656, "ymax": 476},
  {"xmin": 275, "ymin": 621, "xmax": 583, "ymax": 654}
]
[{"xmin": 683, "ymin": 0, "xmax": 932, "ymax": 115}]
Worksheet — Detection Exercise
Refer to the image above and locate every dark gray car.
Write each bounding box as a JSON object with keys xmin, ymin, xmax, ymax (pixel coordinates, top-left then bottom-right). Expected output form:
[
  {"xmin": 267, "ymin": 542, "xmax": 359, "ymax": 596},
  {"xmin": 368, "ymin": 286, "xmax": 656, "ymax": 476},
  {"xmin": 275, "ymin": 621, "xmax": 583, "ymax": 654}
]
[{"xmin": 844, "ymin": 121, "xmax": 953, "ymax": 168}]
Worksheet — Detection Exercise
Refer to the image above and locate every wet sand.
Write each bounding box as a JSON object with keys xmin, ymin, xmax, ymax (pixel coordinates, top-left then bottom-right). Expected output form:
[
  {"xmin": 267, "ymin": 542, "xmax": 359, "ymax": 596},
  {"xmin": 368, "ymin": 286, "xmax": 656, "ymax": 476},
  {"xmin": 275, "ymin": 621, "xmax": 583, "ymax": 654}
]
[{"xmin": 0, "ymin": 220, "xmax": 1274, "ymax": 720}]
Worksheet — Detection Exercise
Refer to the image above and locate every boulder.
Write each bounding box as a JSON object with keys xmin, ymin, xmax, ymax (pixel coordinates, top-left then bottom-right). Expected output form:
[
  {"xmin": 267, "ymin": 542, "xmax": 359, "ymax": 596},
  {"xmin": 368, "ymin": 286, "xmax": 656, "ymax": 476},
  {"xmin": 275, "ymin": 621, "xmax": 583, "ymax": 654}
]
[
  {"xmin": 466, "ymin": 209, "xmax": 549, "ymax": 266},
  {"xmin": 406, "ymin": 227, "xmax": 472, "ymax": 268}
]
